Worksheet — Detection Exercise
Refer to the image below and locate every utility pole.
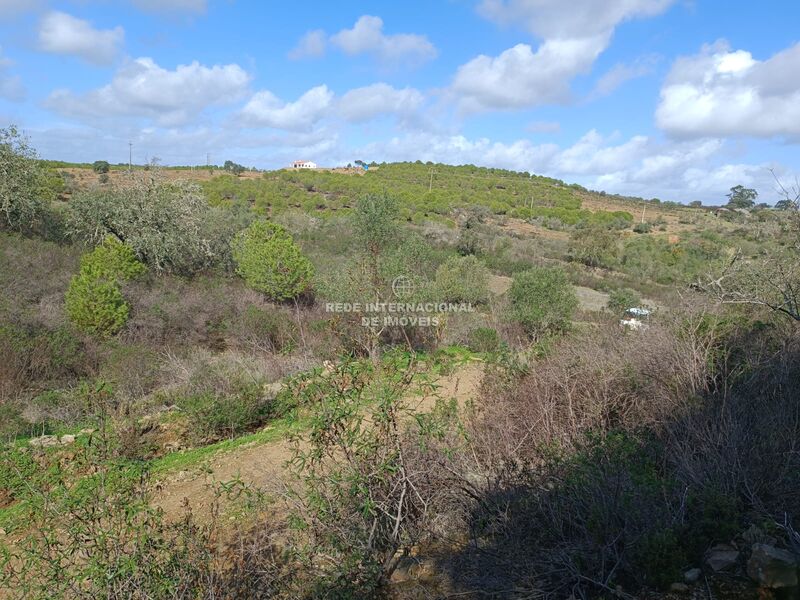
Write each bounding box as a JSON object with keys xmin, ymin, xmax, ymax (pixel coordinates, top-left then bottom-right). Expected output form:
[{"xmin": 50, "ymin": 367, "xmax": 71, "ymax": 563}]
[
  {"xmin": 641, "ymin": 200, "xmax": 647, "ymax": 224},
  {"xmin": 128, "ymin": 141, "xmax": 132, "ymax": 172},
  {"xmin": 428, "ymin": 169, "xmax": 436, "ymax": 192}
]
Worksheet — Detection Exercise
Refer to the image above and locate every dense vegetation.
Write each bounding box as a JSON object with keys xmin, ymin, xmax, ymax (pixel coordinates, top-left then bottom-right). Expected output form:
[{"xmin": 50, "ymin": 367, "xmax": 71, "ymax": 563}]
[{"xmin": 2, "ymin": 131, "xmax": 800, "ymax": 598}]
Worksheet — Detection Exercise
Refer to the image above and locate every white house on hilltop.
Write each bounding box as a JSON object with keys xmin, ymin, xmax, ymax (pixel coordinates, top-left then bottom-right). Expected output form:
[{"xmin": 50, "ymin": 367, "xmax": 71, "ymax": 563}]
[{"xmin": 291, "ymin": 160, "xmax": 317, "ymax": 169}]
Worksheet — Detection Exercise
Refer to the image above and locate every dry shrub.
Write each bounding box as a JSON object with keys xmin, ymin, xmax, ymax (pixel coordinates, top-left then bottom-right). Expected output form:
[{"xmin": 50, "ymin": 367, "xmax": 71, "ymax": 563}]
[
  {"xmin": 471, "ymin": 316, "xmax": 719, "ymax": 470},
  {"xmin": 432, "ymin": 310, "xmax": 800, "ymax": 597}
]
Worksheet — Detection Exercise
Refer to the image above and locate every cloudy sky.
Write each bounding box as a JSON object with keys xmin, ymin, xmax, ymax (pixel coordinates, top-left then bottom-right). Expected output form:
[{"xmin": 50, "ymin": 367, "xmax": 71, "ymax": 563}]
[{"xmin": 1, "ymin": 0, "xmax": 799, "ymax": 203}]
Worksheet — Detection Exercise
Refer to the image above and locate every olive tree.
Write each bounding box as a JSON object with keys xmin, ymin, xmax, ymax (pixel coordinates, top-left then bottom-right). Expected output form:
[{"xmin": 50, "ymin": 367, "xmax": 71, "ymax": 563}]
[
  {"xmin": 0, "ymin": 125, "xmax": 47, "ymax": 232},
  {"xmin": 67, "ymin": 171, "xmax": 214, "ymax": 274}
]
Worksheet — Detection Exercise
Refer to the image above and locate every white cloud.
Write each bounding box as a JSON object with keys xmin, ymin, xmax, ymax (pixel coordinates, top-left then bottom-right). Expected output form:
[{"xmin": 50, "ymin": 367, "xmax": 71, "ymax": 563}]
[
  {"xmin": 455, "ymin": 0, "xmax": 675, "ymax": 111},
  {"xmin": 338, "ymin": 83, "xmax": 424, "ymax": 123},
  {"xmin": 453, "ymin": 39, "xmax": 604, "ymax": 110},
  {"xmin": 330, "ymin": 15, "xmax": 436, "ymax": 65},
  {"xmin": 45, "ymin": 57, "xmax": 250, "ymax": 126},
  {"xmin": 38, "ymin": 11, "xmax": 124, "ymax": 65},
  {"xmin": 656, "ymin": 40, "xmax": 800, "ymax": 139},
  {"xmin": 289, "ymin": 29, "xmax": 326, "ymax": 60},
  {"xmin": 590, "ymin": 55, "xmax": 659, "ymax": 98},
  {"xmin": 477, "ymin": 0, "xmax": 674, "ymax": 39},
  {"xmin": 238, "ymin": 85, "xmax": 334, "ymax": 131},
  {"xmin": 131, "ymin": 0, "xmax": 207, "ymax": 14}
]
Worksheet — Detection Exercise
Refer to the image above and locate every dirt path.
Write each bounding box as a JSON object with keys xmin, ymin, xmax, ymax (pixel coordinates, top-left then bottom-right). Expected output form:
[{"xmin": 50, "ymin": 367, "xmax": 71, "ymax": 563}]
[{"xmin": 154, "ymin": 363, "xmax": 485, "ymax": 522}]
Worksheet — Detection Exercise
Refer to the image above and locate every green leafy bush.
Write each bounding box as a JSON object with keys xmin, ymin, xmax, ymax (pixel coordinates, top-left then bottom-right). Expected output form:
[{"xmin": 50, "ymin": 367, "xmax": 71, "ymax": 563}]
[
  {"xmin": 65, "ymin": 237, "xmax": 146, "ymax": 336},
  {"xmin": 509, "ymin": 267, "xmax": 577, "ymax": 337},
  {"xmin": 435, "ymin": 255, "xmax": 489, "ymax": 305},
  {"xmin": 607, "ymin": 287, "xmax": 642, "ymax": 315},
  {"xmin": 232, "ymin": 220, "xmax": 314, "ymax": 301},
  {"xmin": 633, "ymin": 221, "xmax": 652, "ymax": 234},
  {"xmin": 468, "ymin": 327, "xmax": 500, "ymax": 353},
  {"xmin": 178, "ymin": 381, "xmax": 276, "ymax": 442}
]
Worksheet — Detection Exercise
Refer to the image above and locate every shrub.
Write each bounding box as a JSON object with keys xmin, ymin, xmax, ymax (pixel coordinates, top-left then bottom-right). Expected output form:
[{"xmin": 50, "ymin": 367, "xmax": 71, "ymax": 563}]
[
  {"xmin": 178, "ymin": 380, "xmax": 277, "ymax": 442},
  {"xmin": 435, "ymin": 255, "xmax": 489, "ymax": 305},
  {"xmin": 607, "ymin": 287, "xmax": 642, "ymax": 315},
  {"xmin": 568, "ymin": 225, "xmax": 619, "ymax": 268},
  {"xmin": 65, "ymin": 238, "xmax": 146, "ymax": 336},
  {"xmin": 509, "ymin": 267, "xmax": 577, "ymax": 337},
  {"xmin": 232, "ymin": 220, "xmax": 314, "ymax": 301},
  {"xmin": 633, "ymin": 221, "xmax": 652, "ymax": 234},
  {"xmin": 456, "ymin": 228, "xmax": 482, "ymax": 256},
  {"xmin": 468, "ymin": 327, "xmax": 500, "ymax": 352}
]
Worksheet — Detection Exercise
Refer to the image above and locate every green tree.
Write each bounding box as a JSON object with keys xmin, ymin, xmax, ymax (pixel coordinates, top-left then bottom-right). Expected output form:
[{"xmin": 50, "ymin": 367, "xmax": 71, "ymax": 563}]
[
  {"xmin": 726, "ymin": 185, "xmax": 758, "ymax": 209},
  {"xmin": 509, "ymin": 267, "xmax": 577, "ymax": 338},
  {"xmin": 65, "ymin": 237, "xmax": 147, "ymax": 336},
  {"xmin": 569, "ymin": 225, "xmax": 619, "ymax": 268},
  {"xmin": 352, "ymin": 193, "xmax": 399, "ymax": 258},
  {"xmin": 91, "ymin": 160, "xmax": 110, "ymax": 174},
  {"xmin": 435, "ymin": 255, "xmax": 489, "ymax": 304},
  {"xmin": 232, "ymin": 220, "xmax": 314, "ymax": 301},
  {"xmin": 223, "ymin": 160, "xmax": 245, "ymax": 176},
  {"xmin": 0, "ymin": 125, "xmax": 48, "ymax": 232},
  {"xmin": 775, "ymin": 198, "xmax": 798, "ymax": 211},
  {"xmin": 68, "ymin": 171, "xmax": 214, "ymax": 274}
]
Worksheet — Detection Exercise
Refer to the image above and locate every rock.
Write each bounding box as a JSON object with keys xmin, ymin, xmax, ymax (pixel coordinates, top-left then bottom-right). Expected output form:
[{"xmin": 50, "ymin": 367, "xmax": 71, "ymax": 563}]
[
  {"xmin": 29, "ymin": 435, "xmax": 59, "ymax": 448},
  {"xmin": 747, "ymin": 543, "xmax": 798, "ymax": 588},
  {"xmin": 670, "ymin": 582, "xmax": 690, "ymax": 593},
  {"xmin": 684, "ymin": 568, "xmax": 702, "ymax": 584},
  {"xmin": 706, "ymin": 544, "xmax": 740, "ymax": 572},
  {"xmin": 79, "ymin": 428, "xmax": 96, "ymax": 436},
  {"xmin": 59, "ymin": 434, "xmax": 76, "ymax": 445}
]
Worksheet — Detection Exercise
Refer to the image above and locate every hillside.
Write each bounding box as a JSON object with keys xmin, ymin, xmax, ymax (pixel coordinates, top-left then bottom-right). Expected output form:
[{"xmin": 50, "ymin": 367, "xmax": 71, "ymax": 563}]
[{"xmin": 2, "ymin": 149, "xmax": 799, "ymax": 599}]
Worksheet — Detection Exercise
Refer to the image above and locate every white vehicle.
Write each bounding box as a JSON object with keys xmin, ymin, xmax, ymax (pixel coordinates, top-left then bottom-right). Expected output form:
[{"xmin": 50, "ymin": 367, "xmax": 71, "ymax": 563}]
[{"xmin": 620, "ymin": 307, "xmax": 651, "ymax": 330}]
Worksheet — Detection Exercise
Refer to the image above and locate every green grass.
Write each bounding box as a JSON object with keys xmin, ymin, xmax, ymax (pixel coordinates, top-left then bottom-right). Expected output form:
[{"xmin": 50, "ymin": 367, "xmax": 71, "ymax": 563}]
[{"xmin": 150, "ymin": 414, "xmax": 308, "ymax": 476}]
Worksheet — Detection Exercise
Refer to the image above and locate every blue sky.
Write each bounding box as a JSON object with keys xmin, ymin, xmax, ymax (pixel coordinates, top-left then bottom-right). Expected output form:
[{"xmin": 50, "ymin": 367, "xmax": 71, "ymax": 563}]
[{"xmin": 1, "ymin": 0, "xmax": 799, "ymax": 203}]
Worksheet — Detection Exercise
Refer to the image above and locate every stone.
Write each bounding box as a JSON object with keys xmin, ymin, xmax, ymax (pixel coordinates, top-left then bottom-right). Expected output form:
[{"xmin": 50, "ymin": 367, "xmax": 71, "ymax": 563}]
[
  {"xmin": 59, "ymin": 434, "xmax": 76, "ymax": 445},
  {"xmin": 29, "ymin": 435, "xmax": 59, "ymax": 448},
  {"xmin": 746, "ymin": 543, "xmax": 798, "ymax": 588},
  {"xmin": 706, "ymin": 544, "xmax": 740, "ymax": 572},
  {"xmin": 669, "ymin": 582, "xmax": 690, "ymax": 593},
  {"xmin": 684, "ymin": 568, "xmax": 702, "ymax": 583}
]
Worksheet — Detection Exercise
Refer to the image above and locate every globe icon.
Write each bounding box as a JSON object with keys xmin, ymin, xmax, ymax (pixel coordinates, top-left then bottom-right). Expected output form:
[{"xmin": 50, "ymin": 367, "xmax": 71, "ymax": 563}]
[{"xmin": 392, "ymin": 275, "xmax": 414, "ymax": 299}]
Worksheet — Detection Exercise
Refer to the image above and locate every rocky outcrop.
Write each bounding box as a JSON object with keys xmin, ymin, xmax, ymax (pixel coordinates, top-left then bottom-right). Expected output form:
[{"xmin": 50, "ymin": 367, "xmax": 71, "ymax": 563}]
[{"xmin": 747, "ymin": 543, "xmax": 798, "ymax": 589}]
